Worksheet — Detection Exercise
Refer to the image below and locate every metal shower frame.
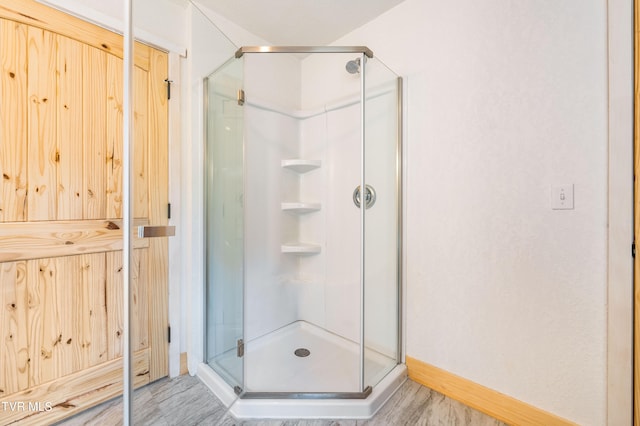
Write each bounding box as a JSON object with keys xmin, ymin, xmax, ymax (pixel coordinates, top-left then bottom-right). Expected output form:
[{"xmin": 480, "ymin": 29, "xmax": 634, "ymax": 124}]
[{"xmin": 206, "ymin": 45, "xmax": 403, "ymax": 401}]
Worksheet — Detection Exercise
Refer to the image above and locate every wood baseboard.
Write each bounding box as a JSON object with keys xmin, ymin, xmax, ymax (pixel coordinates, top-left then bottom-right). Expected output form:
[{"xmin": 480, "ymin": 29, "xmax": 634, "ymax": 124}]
[
  {"xmin": 180, "ymin": 352, "xmax": 189, "ymax": 375},
  {"xmin": 406, "ymin": 356, "xmax": 576, "ymax": 426}
]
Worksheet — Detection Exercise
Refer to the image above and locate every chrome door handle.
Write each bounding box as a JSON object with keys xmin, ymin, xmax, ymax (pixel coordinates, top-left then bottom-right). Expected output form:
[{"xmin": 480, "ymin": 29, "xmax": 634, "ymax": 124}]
[
  {"xmin": 137, "ymin": 225, "xmax": 176, "ymax": 238},
  {"xmin": 353, "ymin": 185, "xmax": 376, "ymax": 209}
]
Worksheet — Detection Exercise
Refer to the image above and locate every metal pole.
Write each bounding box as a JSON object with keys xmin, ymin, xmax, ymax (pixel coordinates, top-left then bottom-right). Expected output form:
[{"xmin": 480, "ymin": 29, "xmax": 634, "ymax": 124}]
[
  {"xmin": 359, "ymin": 53, "xmax": 366, "ymax": 392},
  {"xmin": 123, "ymin": 0, "xmax": 133, "ymax": 424},
  {"xmin": 396, "ymin": 77, "xmax": 404, "ymax": 364}
]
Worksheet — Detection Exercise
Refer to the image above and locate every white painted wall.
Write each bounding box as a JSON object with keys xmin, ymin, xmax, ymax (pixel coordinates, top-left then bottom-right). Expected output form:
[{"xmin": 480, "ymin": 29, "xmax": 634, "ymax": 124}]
[{"xmin": 330, "ymin": 0, "xmax": 629, "ymax": 424}]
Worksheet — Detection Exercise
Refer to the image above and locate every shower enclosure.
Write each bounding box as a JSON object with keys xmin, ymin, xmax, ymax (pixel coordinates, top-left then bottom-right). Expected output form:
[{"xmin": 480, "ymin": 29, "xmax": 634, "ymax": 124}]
[{"xmin": 202, "ymin": 46, "xmax": 404, "ymax": 417}]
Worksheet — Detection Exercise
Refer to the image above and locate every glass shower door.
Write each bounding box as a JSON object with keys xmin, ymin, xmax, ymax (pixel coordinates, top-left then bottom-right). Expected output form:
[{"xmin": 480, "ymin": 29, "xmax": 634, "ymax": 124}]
[
  {"xmin": 205, "ymin": 57, "xmax": 245, "ymax": 390},
  {"xmin": 363, "ymin": 58, "xmax": 402, "ymax": 388}
]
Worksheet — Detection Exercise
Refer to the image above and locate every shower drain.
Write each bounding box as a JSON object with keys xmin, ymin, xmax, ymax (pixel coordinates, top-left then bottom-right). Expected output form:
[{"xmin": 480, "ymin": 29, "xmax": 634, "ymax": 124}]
[{"xmin": 294, "ymin": 348, "xmax": 310, "ymax": 357}]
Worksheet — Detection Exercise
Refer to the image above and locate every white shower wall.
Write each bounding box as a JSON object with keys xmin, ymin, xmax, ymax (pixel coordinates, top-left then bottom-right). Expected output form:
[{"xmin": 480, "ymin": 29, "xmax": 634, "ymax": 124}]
[
  {"xmin": 243, "ymin": 54, "xmax": 302, "ymax": 341},
  {"xmin": 242, "ymin": 53, "xmax": 399, "ymax": 359},
  {"xmin": 297, "ymin": 107, "xmax": 361, "ymax": 343},
  {"xmin": 242, "ymin": 70, "xmax": 363, "ymax": 344},
  {"xmin": 298, "ymin": 56, "xmax": 401, "ymax": 356},
  {"xmin": 244, "ymin": 105, "xmax": 300, "ymax": 341}
]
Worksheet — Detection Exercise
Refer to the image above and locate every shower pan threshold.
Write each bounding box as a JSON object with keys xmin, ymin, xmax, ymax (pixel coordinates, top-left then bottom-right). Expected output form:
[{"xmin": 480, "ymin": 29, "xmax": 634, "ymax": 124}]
[{"xmin": 198, "ymin": 321, "xmax": 407, "ymax": 419}]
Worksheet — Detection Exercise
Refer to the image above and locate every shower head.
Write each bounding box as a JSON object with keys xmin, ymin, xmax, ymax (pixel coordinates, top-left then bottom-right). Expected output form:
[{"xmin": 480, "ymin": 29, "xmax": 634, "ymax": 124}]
[{"xmin": 345, "ymin": 57, "xmax": 361, "ymax": 74}]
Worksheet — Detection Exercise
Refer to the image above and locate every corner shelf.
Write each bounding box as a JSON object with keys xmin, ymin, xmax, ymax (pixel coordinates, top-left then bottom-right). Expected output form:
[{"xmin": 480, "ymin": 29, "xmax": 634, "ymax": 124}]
[
  {"xmin": 281, "ymin": 159, "xmax": 321, "ymax": 173},
  {"xmin": 283, "ymin": 276, "xmax": 318, "ymax": 285},
  {"xmin": 281, "ymin": 202, "xmax": 321, "ymax": 214},
  {"xmin": 281, "ymin": 159, "xmax": 322, "ymax": 257},
  {"xmin": 281, "ymin": 243, "xmax": 321, "ymax": 255}
]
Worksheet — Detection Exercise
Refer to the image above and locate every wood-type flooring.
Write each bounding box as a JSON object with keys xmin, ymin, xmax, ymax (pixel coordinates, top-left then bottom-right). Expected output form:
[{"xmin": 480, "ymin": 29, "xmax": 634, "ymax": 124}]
[{"xmin": 57, "ymin": 374, "xmax": 505, "ymax": 426}]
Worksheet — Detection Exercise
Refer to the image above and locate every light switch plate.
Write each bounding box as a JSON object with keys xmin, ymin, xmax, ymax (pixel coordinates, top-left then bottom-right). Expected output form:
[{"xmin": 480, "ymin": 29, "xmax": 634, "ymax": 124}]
[{"xmin": 551, "ymin": 184, "xmax": 574, "ymax": 210}]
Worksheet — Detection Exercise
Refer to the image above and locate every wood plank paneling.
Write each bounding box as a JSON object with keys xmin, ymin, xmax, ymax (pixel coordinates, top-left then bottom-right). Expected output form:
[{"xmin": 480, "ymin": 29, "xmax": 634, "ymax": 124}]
[
  {"xmin": 41, "ymin": 257, "xmax": 66, "ymax": 383},
  {"xmin": 406, "ymin": 356, "xmax": 577, "ymax": 426},
  {"xmin": 106, "ymin": 249, "xmax": 149, "ymax": 360},
  {"xmin": 0, "ymin": 261, "xmax": 29, "ymax": 395},
  {"xmin": 57, "ymin": 35, "xmax": 83, "ymax": 220},
  {"xmin": 105, "ymin": 250, "xmax": 123, "ymax": 360},
  {"xmin": 147, "ymin": 48, "xmax": 169, "ymax": 381},
  {"xmin": 106, "ymin": 55, "xmax": 123, "ymax": 219},
  {"xmin": 134, "ymin": 66, "xmax": 149, "ymax": 219},
  {"xmin": 55, "ymin": 255, "xmax": 83, "ymax": 375},
  {"xmin": 27, "ymin": 27, "xmax": 57, "ymax": 221},
  {"xmin": 0, "ymin": 0, "xmax": 152, "ymax": 70},
  {"xmin": 134, "ymin": 248, "xmax": 149, "ymax": 351},
  {"xmin": 0, "ymin": 19, "xmax": 28, "ymax": 222},
  {"xmin": 82, "ymin": 45, "xmax": 106, "ymax": 220},
  {"xmin": 83, "ymin": 253, "xmax": 107, "ymax": 367},
  {"xmin": 0, "ymin": 219, "xmax": 149, "ymax": 262},
  {"xmin": 0, "ymin": 348, "xmax": 150, "ymax": 425},
  {"xmin": 27, "ymin": 257, "xmax": 53, "ymax": 386}
]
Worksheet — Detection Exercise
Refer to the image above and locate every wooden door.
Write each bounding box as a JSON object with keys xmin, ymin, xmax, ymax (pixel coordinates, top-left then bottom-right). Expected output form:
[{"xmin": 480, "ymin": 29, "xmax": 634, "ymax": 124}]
[{"xmin": 0, "ymin": 1, "xmax": 169, "ymax": 424}]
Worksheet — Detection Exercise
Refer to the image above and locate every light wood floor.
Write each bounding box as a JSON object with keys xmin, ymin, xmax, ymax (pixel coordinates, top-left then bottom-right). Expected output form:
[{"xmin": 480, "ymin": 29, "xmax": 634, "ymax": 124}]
[{"xmin": 57, "ymin": 375, "xmax": 505, "ymax": 425}]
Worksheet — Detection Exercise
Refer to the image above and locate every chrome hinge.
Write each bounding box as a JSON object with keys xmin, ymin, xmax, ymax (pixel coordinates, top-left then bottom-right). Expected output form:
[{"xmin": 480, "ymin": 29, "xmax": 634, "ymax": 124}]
[
  {"xmin": 237, "ymin": 89, "xmax": 245, "ymax": 106},
  {"xmin": 237, "ymin": 339, "xmax": 244, "ymax": 357},
  {"xmin": 168, "ymin": 203, "xmax": 171, "ymax": 219},
  {"xmin": 168, "ymin": 326, "xmax": 171, "ymax": 343},
  {"xmin": 633, "ymin": 242, "xmax": 636, "ymax": 258}
]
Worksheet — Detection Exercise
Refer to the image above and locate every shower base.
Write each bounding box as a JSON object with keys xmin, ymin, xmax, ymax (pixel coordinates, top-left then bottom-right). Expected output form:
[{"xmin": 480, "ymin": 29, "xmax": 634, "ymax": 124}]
[{"xmin": 198, "ymin": 321, "xmax": 407, "ymax": 419}]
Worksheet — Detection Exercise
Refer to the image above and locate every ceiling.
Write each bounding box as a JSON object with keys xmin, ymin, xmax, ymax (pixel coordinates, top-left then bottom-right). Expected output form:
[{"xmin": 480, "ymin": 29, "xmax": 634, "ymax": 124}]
[{"xmin": 194, "ymin": 0, "xmax": 406, "ymax": 46}]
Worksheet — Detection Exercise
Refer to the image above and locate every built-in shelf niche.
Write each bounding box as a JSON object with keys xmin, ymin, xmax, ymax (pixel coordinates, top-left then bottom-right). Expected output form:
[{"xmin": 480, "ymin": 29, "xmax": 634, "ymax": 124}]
[
  {"xmin": 281, "ymin": 159, "xmax": 321, "ymax": 173},
  {"xmin": 281, "ymin": 243, "xmax": 322, "ymax": 255}
]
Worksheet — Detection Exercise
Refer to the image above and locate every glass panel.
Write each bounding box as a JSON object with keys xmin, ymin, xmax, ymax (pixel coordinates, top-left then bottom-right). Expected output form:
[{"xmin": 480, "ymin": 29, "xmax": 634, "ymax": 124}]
[
  {"xmin": 363, "ymin": 57, "xmax": 401, "ymax": 387},
  {"xmin": 205, "ymin": 57, "xmax": 245, "ymax": 389},
  {"xmin": 128, "ymin": 0, "xmax": 175, "ymax": 405},
  {"xmin": 239, "ymin": 51, "xmax": 363, "ymax": 394}
]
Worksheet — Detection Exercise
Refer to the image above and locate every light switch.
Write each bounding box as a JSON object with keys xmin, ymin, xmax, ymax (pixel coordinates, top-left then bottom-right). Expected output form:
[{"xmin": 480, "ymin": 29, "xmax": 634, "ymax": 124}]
[{"xmin": 551, "ymin": 184, "xmax": 574, "ymax": 210}]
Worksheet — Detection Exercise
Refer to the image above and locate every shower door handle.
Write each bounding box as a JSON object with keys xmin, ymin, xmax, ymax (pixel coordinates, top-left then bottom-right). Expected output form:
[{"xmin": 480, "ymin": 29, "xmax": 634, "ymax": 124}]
[
  {"xmin": 137, "ymin": 225, "xmax": 176, "ymax": 238},
  {"xmin": 353, "ymin": 185, "xmax": 376, "ymax": 209}
]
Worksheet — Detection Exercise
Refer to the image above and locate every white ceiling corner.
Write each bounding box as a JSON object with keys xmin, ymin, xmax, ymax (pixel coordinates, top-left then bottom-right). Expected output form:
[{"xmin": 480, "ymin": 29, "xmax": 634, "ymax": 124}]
[{"xmin": 194, "ymin": 0, "xmax": 406, "ymax": 46}]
